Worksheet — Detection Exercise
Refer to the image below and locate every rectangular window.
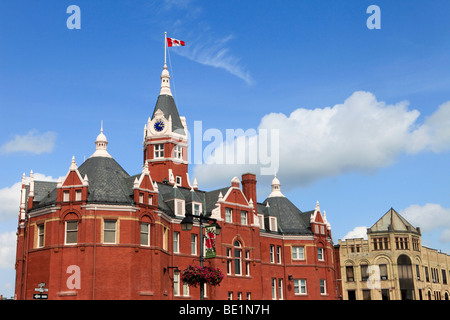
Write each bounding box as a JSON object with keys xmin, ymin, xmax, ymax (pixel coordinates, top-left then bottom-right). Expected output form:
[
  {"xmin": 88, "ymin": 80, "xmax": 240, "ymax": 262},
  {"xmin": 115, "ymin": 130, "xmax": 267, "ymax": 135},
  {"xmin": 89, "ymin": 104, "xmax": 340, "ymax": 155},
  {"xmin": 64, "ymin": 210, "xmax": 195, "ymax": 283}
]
[
  {"xmin": 346, "ymin": 266, "xmax": 354, "ymax": 282},
  {"xmin": 191, "ymin": 234, "xmax": 197, "ymax": 255},
  {"xmin": 163, "ymin": 226, "xmax": 168, "ymax": 251},
  {"xmin": 37, "ymin": 224, "xmax": 45, "ymax": 248},
  {"xmin": 183, "ymin": 282, "xmax": 189, "ymax": 297},
  {"xmin": 240, "ymin": 211, "xmax": 247, "ymax": 225},
  {"xmin": 416, "ymin": 264, "xmax": 421, "ymax": 280},
  {"xmin": 362, "ymin": 289, "xmax": 371, "ymax": 300},
  {"xmin": 148, "ymin": 195, "xmax": 153, "ymax": 205},
  {"xmin": 320, "ymin": 279, "xmax": 326, "ymax": 295},
  {"xmin": 271, "ymin": 278, "xmax": 277, "ymax": 300},
  {"xmin": 173, "ymin": 232, "xmax": 180, "ymax": 253},
  {"xmin": 174, "ymin": 145, "xmax": 182, "ymax": 159},
  {"xmin": 318, "ymin": 247, "xmax": 324, "ymax": 261},
  {"xmin": 380, "ymin": 264, "xmax": 388, "ymax": 280},
  {"xmin": 65, "ymin": 221, "xmax": 78, "ymax": 244},
  {"xmin": 173, "ymin": 271, "xmax": 180, "ymax": 296},
  {"xmin": 227, "ymin": 248, "xmax": 232, "ymax": 275},
  {"xmin": 235, "ymin": 249, "xmax": 242, "ymax": 275},
  {"xmin": 246, "ymin": 292, "xmax": 251, "ymax": 300},
  {"xmin": 237, "ymin": 292, "xmax": 242, "ymax": 300},
  {"xmin": 292, "ymin": 247, "xmax": 305, "ymax": 260},
  {"xmin": 154, "ymin": 144, "xmax": 164, "ymax": 158},
  {"xmin": 104, "ymin": 220, "xmax": 116, "ymax": 244},
  {"xmin": 228, "ymin": 292, "xmax": 233, "ymax": 300},
  {"xmin": 63, "ymin": 191, "xmax": 70, "ymax": 202},
  {"xmin": 176, "ymin": 176, "xmax": 182, "ymax": 186},
  {"xmin": 270, "ymin": 245, "xmax": 275, "ymax": 263},
  {"xmin": 294, "ymin": 279, "xmax": 307, "ymax": 295},
  {"xmin": 276, "ymin": 246, "xmax": 282, "ymax": 264},
  {"xmin": 258, "ymin": 214, "xmax": 264, "ymax": 229},
  {"xmin": 361, "ymin": 265, "xmax": 369, "ymax": 281},
  {"xmin": 278, "ymin": 279, "xmax": 283, "ymax": 300},
  {"xmin": 175, "ymin": 199, "xmax": 185, "ymax": 216},
  {"xmin": 269, "ymin": 217, "xmax": 277, "ymax": 232},
  {"xmin": 193, "ymin": 203, "xmax": 201, "ymax": 216},
  {"xmin": 139, "ymin": 193, "xmax": 144, "ymax": 203},
  {"xmin": 425, "ymin": 266, "xmax": 430, "ymax": 282},
  {"xmin": 75, "ymin": 190, "xmax": 82, "ymax": 201},
  {"xmin": 442, "ymin": 269, "xmax": 447, "ymax": 285},
  {"xmin": 225, "ymin": 208, "xmax": 232, "ymax": 222},
  {"xmin": 140, "ymin": 223, "xmax": 150, "ymax": 246}
]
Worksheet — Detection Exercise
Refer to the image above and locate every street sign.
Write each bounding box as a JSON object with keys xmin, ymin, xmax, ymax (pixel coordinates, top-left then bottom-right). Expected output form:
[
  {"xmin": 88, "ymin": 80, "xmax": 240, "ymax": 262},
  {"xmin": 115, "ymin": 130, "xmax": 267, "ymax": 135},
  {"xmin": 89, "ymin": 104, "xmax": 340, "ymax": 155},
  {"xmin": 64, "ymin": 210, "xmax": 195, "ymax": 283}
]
[{"xmin": 33, "ymin": 293, "xmax": 48, "ymax": 300}]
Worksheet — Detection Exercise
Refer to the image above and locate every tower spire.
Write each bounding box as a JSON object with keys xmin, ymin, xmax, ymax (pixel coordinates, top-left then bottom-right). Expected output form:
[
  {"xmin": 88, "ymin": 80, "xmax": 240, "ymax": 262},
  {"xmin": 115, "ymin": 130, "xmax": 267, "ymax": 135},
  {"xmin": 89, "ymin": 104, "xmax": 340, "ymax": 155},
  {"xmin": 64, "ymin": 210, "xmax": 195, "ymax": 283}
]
[{"xmin": 89, "ymin": 121, "xmax": 112, "ymax": 158}]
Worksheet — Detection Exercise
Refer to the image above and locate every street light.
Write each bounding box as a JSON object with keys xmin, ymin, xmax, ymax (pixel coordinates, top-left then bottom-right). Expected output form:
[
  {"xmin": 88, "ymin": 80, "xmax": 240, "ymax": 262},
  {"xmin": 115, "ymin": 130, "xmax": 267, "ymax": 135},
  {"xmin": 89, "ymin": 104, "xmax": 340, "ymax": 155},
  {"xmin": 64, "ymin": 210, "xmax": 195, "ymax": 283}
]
[{"xmin": 180, "ymin": 213, "xmax": 221, "ymax": 300}]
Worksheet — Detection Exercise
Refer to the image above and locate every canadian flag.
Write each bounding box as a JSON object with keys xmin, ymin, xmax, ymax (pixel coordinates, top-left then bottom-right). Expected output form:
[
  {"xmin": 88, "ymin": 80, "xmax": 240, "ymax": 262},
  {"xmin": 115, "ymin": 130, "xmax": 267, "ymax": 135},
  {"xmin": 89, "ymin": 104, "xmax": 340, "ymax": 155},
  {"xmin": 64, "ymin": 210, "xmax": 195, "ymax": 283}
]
[{"xmin": 167, "ymin": 37, "xmax": 185, "ymax": 47}]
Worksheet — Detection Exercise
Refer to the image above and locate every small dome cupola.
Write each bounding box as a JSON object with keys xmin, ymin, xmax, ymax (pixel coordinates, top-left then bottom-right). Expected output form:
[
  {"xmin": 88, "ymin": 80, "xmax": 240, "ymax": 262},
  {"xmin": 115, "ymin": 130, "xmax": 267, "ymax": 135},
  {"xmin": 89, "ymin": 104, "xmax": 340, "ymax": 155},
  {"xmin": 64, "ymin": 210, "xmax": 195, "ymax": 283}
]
[
  {"xmin": 268, "ymin": 174, "xmax": 285, "ymax": 198},
  {"xmin": 89, "ymin": 121, "xmax": 112, "ymax": 158},
  {"xmin": 159, "ymin": 63, "xmax": 172, "ymax": 96}
]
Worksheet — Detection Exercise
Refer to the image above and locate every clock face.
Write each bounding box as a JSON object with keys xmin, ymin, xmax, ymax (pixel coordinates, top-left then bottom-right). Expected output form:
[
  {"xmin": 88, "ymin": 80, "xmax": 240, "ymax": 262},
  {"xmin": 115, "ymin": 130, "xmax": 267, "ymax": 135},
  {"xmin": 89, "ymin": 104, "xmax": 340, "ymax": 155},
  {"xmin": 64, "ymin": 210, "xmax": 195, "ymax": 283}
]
[{"xmin": 154, "ymin": 119, "xmax": 165, "ymax": 132}]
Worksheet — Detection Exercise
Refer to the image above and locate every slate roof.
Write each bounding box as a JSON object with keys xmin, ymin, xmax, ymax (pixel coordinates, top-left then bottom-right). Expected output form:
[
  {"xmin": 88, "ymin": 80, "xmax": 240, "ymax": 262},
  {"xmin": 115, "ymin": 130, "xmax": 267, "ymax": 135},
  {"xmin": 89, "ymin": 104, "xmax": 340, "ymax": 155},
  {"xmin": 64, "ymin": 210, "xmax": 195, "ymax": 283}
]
[
  {"xmin": 262, "ymin": 196, "xmax": 313, "ymax": 235},
  {"xmin": 152, "ymin": 94, "xmax": 186, "ymax": 135},
  {"xmin": 78, "ymin": 157, "xmax": 133, "ymax": 205}
]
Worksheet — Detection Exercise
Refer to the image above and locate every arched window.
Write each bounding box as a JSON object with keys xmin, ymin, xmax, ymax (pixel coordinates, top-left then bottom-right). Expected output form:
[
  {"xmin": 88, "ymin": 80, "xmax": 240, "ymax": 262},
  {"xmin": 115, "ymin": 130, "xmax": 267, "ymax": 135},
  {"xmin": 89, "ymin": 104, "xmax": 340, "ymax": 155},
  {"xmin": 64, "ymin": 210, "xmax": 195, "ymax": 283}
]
[
  {"xmin": 234, "ymin": 241, "xmax": 242, "ymax": 276},
  {"xmin": 397, "ymin": 255, "xmax": 415, "ymax": 300}
]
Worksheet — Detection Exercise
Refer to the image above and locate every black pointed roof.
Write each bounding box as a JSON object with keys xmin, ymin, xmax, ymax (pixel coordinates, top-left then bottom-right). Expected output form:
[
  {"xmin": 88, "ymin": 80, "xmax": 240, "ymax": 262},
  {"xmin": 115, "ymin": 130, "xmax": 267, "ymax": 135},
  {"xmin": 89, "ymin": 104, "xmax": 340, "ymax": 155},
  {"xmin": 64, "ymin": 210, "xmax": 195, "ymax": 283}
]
[{"xmin": 152, "ymin": 94, "xmax": 185, "ymax": 135}]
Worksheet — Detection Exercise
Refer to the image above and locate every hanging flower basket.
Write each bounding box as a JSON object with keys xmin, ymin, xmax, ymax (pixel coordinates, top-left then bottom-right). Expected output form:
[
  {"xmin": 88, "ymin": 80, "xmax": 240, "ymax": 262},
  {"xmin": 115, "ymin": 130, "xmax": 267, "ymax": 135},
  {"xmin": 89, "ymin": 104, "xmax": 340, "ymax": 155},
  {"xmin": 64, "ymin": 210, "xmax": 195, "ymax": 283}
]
[{"xmin": 181, "ymin": 265, "xmax": 224, "ymax": 287}]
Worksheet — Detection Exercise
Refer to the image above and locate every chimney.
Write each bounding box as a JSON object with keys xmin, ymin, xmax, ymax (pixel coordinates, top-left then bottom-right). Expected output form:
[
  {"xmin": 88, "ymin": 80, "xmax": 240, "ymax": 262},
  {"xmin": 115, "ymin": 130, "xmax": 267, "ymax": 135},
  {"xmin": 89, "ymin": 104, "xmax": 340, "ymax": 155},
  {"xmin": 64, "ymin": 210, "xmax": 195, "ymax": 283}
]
[{"xmin": 241, "ymin": 173, "xmax": 257, "ymax": 204}]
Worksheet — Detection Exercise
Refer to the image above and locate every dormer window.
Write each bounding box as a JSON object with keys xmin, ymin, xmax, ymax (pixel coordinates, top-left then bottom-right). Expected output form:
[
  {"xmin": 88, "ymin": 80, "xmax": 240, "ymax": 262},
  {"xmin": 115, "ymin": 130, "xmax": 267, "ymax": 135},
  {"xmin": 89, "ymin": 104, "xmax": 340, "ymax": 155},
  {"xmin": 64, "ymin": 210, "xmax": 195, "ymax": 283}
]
[
  {"xmin": 193, "ymin": 203, "xmax": 201, "ymax": 215},
  {"xmin": 176, "ymin": 176, "xmax": 182, "ymax": 186},
  {"xmin": 175, "ymin": 199, "xmax": 185, "ymax": 216},
  {"xmin": 269, "ymin": 217, "xmax": 277, "ymax": 232}
]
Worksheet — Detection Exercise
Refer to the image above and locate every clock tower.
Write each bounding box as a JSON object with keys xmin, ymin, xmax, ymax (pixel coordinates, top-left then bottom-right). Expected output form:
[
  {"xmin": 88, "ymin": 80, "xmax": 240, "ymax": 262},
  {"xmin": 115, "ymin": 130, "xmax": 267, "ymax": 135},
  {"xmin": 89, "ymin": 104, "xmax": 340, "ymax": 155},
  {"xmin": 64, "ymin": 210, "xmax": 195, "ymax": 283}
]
[{"xmin": 143, "ymin": 62, "xmax": 192, "ymax": 188}]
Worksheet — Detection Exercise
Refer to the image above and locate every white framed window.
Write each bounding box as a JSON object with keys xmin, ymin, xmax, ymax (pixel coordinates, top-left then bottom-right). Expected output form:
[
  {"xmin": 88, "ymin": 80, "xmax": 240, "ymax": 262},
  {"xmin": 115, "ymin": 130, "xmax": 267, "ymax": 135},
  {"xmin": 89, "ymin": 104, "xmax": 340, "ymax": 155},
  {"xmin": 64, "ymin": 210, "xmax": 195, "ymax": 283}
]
[
  {"xmin": 271, "ymin": 278, "xmax": 277, "ymax": 300},
  {"xmin": 277, "ymin": 246, "xmax": 282, "ymax": 264},
  {"xmin": 65, "ymin": 221, "xmax": 78, "ymax": 245},
  {"xmin": 174, "ymin": 145, "xmax": 182, "ymax": 159},
  {"xmin": 173, "ymin": 271, "xmax": 180, "ymax": 296},
  {"xmin": 245, "ymin": 250, "xmax": 250, "ymax": 276},
  {"xmin": 292, "ymin": 246, "xmax": 305, "ymax": 260},
  {"xmin": 176, "ymin": 176, "xmax": 182, "ymax": 186},
  {"xmin": 294, "ymin": 279, "xmax": 307, "ymax": 295},
  {"xmin": 240, "ymin": 211, "xmax": 247, "ymax": 225},
  {"xmin": 139, "ymin": 193, "xmax": 144, "ymax": 203},
  {"xmin": 148, "ymin": 195, "xmax": 153, "ymax": 205},
  {"xmin": 140, "ymin": 222, "xmax": 150, "ymax": 246},
  {"xmin": 318, "ymin": 247, "xmax": 324, "ymax": 261},
  {"xmin": 193, "ymin": 203, "xmax": 201, "ymax": 216},
  {"xmin": 154, "ymin": 144, "xmax": 164, "ymax": 158},
  {"xmin": 173, "ymin": 231, "xmax": 180, "ymax": 253},
  {"xmin": 269, "ymin": 217, "xmax": 277, "ymax": 232},
  {"xmin": 278, "ymin": 279, "xmax": 283, "ymax": 300},
  {"xmin": 227, "ymin": 248, "xmax": 232, "ymax": 275},
  {"xmin": 270, "ymin": 245, "xmax": 275, "ymax": 263},
  {"xmin": 104, "ymin": 220, "xmax": 117, "ymax": 244},
  {"xmin": 191, "ymin": 234, "xmax": 197, "ymax": 255},
  {"xmin": 258, "ymin": 214, "xmax": 264, "ymax": 229},
  {"xmin": 183, "ymin": 282, "xmax": 190, "ymax": 297},
  {"xmin": 175, "ymin": 199, "xmax": 185, "ymax": 216},
  {"xmin": 320, "ymin": 225, "xmax": 325, "ymax": 234},
  {"xmin": 225, "ymin": 208, "xmax": 232, "ymax": 222},
  {"xmin": 228, "ymin": 292, "xmax": 233, "ymax": 300},
  {"xmin": 63, "ymin": 191, "xmax": 70, "ymax": 202},
  {"xmin": 234, "ymin": 241, "xmax": 242, "ymax": 275},
  {"xmin": 75, "ymin": 190, "xmax": 82, "ymax": 201},
  {"xmin": 37, "ymin": 224, "xmax": 45, "ymax": 248},
  {"xmin": 320, "ymin": 279, "xmax": 326, "ymax": 295},
  {"xmin": 237, "ymin": 292, "xmax": 242, "ymax": 300},
  {"xmin": 163, "ymin": 226, "xmax": 168, "ymax": 250},
  {"xmin": 246, "ymin": 292, "xmax": 251, "ymax": 300}
]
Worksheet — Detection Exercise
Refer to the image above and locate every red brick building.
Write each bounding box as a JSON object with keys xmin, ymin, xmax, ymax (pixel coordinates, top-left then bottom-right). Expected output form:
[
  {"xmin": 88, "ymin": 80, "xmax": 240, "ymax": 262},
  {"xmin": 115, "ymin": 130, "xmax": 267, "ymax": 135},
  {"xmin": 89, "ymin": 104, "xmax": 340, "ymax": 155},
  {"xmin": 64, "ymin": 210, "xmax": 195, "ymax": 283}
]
[{"xmin": 15, "ymin": 62, "xmax": 340, "ymax": 300}]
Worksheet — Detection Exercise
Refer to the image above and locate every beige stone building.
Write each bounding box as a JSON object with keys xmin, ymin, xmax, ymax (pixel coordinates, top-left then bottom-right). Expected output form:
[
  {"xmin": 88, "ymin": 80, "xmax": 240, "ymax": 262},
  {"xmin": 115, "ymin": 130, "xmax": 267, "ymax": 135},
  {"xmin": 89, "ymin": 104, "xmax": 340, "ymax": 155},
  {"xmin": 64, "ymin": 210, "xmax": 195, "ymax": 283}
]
[{"xmin": 338, "ymin": 208, "xmax": 450, "ymax": 300}]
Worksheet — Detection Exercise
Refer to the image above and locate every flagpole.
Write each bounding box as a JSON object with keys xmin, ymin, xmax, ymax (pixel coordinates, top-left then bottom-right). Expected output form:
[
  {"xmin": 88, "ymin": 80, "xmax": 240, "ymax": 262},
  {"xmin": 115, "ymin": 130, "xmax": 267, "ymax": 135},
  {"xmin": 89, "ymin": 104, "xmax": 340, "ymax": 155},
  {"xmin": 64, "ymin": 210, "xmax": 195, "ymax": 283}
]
[{"xmin": 164, "ymin": 31, "xmax": 167, "ymax": 65}]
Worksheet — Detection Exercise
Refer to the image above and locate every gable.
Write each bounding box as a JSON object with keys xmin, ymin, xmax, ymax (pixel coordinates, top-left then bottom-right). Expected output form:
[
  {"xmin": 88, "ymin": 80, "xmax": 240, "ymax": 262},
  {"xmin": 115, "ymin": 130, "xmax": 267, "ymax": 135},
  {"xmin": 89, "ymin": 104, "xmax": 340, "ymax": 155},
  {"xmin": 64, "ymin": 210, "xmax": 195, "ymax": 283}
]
[{"xmin": 223, "ymin": 187, "xmax": 249, "ymax": 207}]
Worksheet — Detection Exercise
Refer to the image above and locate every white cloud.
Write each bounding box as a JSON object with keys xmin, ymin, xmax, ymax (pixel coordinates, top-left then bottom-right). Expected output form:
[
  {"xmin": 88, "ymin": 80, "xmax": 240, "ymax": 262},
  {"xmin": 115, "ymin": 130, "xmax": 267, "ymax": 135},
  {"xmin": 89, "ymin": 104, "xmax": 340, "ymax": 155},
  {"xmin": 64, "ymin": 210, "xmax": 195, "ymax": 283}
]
[
  {"xmin": 401, "ymin": 203, "xmax": 450, "ymax": 243},
  {"xmin": 343, "ymin": 226, "xmax": 368, "ymax": 240},
  {"xmin": 0, "ymin": 130, "xmax": 57, "ymax": 155},
  {"xmin": 0, "ymin": 173, "xmax": 58, "ymax": 221},
  {"xmin": 192, "ymin": 91, "xmax": 450, "ymax": 190},
  {"xmin": 0, "ymin": 231, "xmax": 16, "ymax": 269}
]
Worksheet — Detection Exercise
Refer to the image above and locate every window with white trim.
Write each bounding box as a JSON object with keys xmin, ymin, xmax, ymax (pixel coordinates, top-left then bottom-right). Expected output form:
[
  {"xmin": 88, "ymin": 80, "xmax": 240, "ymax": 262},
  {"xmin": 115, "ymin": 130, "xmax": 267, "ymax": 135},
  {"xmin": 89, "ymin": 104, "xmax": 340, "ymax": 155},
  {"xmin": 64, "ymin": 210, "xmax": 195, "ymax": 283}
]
[
  {"xmin": 292, "ymin": 246, "xmax": 305, "ymax": 260},
  {"xmin": 294, "ymin": 279, "xmax": 307, "ymax": 295},
  {"xmin": 173, "ymin": 231, "xmax": 180, "ymax": 253},
  {"xmin": 65, "ymin": 221, "xmax": 78, "ymax": 244},
  {"xmin": 140, "ymin": 222, "xmax": 150, "ymax": 246},
  {"xmin": 318, "ymin": 247, "xmax": 324, "ymax": 261},
  {"xmin": 225, "ymin": 208, "xmax": 232, "ymax": 222},
  {"xmin": 175, "ymin": 199, "xmax": 185, "ymax": 216},
  {"xmin": 191, "ymin": 234, "xmax": 197, "ymax": 255},
  {"xmin": 320, "ymin": 279, "xmax": 326, "ymax": 295},
  {"xmin": 75, "ymin": 190, "xmax": 82, "ymax": 201},
  {"xmin": 154, "ymin": 144, "xmax": 164, "ymax": 158},
  {"xmin": 174, "ymin": 145, "xmax": 182, "ymax": 160},
  {"xmin": 104, "ymin": 220, "xmax": 117, "ymax": 244},
  {"xmin": 63, "ymin": 191, "xmax": 70, "ymax": 202},
  {"xmin": 174, "ymin": 271, "xmax": 180, "ymax": 296},
  {"xmin": 269, "ymin": 217, "xmax": 277, "ymax": 232},
  {"xmin": 37, "ymin": 224, "xmax": 45, "ymax": 248}
]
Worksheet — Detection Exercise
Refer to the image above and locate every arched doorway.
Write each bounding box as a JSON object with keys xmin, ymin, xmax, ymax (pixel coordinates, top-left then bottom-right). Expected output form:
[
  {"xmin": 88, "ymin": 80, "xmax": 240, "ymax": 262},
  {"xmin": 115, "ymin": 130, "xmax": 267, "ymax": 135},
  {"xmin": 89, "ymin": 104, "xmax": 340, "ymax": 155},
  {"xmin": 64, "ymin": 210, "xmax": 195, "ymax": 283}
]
[{"xmin": 397, "ymin": 255, "xmax": 415, "ymax": 300}]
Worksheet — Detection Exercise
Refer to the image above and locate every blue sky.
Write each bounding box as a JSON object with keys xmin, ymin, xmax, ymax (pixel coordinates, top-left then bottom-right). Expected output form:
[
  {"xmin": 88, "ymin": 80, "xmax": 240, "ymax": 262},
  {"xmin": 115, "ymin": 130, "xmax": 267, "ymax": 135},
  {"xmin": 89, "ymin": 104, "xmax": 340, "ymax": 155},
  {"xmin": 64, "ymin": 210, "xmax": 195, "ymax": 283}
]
[{"xmin": 1, "ymin": 0, "xmax": 450, "ymax": 298}]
